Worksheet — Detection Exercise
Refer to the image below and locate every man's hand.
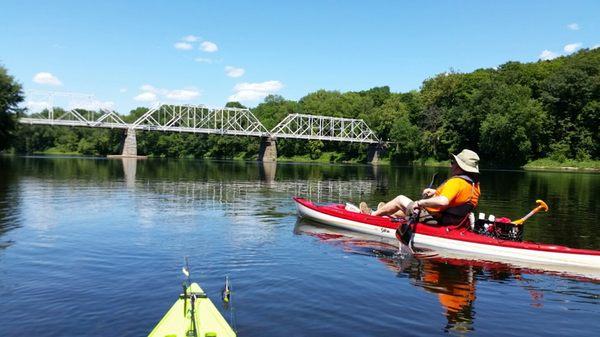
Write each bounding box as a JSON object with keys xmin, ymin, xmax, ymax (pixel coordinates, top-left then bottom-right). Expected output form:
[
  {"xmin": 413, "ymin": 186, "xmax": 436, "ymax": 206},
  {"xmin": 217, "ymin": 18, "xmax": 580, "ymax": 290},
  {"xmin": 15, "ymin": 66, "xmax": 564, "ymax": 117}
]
[
  {"xmin": 422, "ymin": 188, "xmax": 436, "ymax": 198},
  {"xmin": 410, "ymin": 200, "xmax": 422, "ymax": 213}
]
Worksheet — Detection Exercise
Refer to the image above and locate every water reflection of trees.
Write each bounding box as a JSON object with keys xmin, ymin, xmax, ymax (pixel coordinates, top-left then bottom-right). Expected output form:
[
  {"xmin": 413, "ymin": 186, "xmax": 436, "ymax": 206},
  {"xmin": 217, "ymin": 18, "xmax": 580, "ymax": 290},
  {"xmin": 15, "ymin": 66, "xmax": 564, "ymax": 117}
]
[
  {"xmin": 2, "ymin": 156, "xmax": 599, "ymax": 248},
  {"xmin": 0, "ymin": 157, "xmax": 21, "ymax": 251}
]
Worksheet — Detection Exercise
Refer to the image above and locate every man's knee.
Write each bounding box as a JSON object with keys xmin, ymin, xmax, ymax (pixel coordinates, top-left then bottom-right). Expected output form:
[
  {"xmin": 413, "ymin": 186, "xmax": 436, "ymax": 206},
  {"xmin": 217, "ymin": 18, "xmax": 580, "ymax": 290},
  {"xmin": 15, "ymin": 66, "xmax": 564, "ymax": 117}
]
[{"xmin": 393, "ymin": 195, "xmax": 412, "ymax": 208}]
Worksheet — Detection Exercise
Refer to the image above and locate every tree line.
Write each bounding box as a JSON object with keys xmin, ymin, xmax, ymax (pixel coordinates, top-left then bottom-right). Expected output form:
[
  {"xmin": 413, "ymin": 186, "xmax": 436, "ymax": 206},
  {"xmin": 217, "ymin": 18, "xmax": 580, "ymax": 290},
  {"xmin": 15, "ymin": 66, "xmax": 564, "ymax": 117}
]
[{"xmin": 2, "ymin": 47, "xmax": 599, "ymax": 166}]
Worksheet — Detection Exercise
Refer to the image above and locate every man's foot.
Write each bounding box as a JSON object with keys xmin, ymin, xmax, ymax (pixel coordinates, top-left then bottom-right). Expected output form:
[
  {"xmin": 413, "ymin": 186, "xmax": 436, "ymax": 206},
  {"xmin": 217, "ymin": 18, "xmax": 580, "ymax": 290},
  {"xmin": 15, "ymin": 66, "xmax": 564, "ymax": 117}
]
[
  {"xmin": 359, "ymin": 202, "xmax": 371, "ymax": 214},
  {"xmin": 377, "ymin": 202, "xmax": 385, "ymax": 210}
]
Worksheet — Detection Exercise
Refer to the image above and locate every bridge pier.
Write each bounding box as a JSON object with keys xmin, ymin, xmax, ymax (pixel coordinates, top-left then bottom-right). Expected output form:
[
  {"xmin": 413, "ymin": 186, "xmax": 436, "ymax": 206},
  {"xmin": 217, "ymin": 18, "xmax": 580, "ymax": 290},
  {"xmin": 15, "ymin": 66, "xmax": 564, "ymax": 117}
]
[
  {"xmin": 258, "ymin": 137, "xmax": 277, "ymax": 162},
  {"xmin": 367, "ymin": 143, "xmax": 385, "ymax": 164},
  {"xmin": 107, "ymin": 128, "xmax": 147, "ymax": 159}
]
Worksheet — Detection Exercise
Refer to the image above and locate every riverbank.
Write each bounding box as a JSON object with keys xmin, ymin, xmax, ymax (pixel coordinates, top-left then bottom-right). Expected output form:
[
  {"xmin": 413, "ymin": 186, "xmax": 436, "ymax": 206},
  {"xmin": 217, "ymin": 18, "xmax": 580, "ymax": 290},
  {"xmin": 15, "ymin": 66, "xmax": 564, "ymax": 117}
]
[
  {"xmin": 413, "ymin": 157, "xmax": 600, "ymax": 172},
  {"xmin": 523, "ymin": 158, "xmax": 600, "ymax": 172},
  {"xmin": 10, "ymin": 150, "xmax": 600, "ymax": 172}
]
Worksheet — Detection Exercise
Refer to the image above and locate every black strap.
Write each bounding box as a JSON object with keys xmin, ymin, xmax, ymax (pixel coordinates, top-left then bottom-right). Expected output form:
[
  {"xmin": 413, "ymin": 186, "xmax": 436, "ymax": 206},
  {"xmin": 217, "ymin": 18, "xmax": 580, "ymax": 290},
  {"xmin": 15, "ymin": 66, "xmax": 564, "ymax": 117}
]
[
  {"xmin": 455, "ymin": 174, "xmax": 474, "ymax": 184},
  {"xmin": 437, "ymin": 175, "xmax": 477, "ymax": 225}
]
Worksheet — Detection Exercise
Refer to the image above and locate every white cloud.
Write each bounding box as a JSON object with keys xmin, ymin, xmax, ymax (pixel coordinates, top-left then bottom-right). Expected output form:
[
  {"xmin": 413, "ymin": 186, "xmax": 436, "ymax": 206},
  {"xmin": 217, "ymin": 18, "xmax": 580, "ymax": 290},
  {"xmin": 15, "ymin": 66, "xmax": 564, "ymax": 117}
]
[
  {"xmin": 182, "ymin": 35, "xmax": 199, "ymax": 42},
  {"xmin": 228, "ymin": 80, "xmax": 283, "ymax": 101},
  {"xmin": 33, "ymin": 72, "xmax": 62, "ymax": 86},
  {"xmin": 26, "ymin": 100, "xmax": 52, "ymax": 112},
  {"xmin": 564, "ymin": 42, "xmax": 582, "ymax": 53},
  {"xmin": 134, "ymin": 92, "xmax": 158, "ymax": 102},
  {"xmin": 101, "ymin": 101, "xmax": 115, "ymax": 109},
  {"xmin": 140, "ymin": 84, "xmax": 158, "ymax": 93},
  {"xmin": 134, "ymin": 84, "xmax": 200, "ymax": 102},
  {"xmin": 165, "ymin": 89, "xmax": 200, "ymax": 100},
  {"xmin": 539, "ymin": 50, "xmax": 559, "ymax": 61},
  {"xmin": 174, "ymin": 42, "xmax": 193, "ymax": 50},
  {"xmin": 200, "ymin": 41, "xmax": 218, "ymax": 52},
  {"xmin": 68, "ymin": 100, "xmax": 115, "ymax": 111},
  {"xmin": 195, "ymin": 57, "xmax": 213, "ymax": 64},
  {"xmin": 567, "ymin": 23, "xmax": 580, "ymax": 30},
  {"xmin": 225, "ymin": 66, "xmax": 245, "ymax": 78},
  {"xmin": 119, "ymin": 88, "xmax": 128, "ymax": 93}
]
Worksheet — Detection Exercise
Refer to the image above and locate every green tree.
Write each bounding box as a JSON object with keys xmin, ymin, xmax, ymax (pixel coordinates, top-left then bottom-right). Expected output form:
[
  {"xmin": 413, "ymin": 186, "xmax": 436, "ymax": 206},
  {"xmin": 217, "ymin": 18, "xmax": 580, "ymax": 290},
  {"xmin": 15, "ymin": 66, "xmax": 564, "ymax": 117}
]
[
  {"xmin": 0, "ymin": 65, "xmax": 24, "ymax": 151},
  {"xmin": 225, "ymin": 101, "xmax": 247, "ymax": 109},
  {"xmin": 124, "ymin": 107, "xmax": 149, "ymax": 123},
  {"xmin": 299, "ymin": 90, "xmax": 373, "ymax": 118},
  {"xmin": 478, "ymin": 84, "xmax": 546, "ymax": 165},
  {"xmin": 252, "ymin": 95, "xmax": 300, "ymax": 130}
]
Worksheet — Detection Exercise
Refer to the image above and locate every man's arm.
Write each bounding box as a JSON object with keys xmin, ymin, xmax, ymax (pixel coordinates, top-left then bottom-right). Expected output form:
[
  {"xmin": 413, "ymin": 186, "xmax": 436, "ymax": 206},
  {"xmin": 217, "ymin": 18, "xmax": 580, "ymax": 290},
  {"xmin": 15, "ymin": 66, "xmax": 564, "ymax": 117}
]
[{"xmin": 413, "ymin": 195, "xmax": 449, "ymax": 210}]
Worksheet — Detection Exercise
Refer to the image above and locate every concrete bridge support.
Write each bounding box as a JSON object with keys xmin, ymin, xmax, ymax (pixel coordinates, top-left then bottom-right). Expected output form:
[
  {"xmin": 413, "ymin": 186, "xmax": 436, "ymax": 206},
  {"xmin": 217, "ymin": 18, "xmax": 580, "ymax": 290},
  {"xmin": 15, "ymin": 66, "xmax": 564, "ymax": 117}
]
[
  {"xmin": 258, "ymin": 137, "xmax": 277, "ymax": 162},
  {"xmin": 107, "ymin": 128, "xmax": 147, "ymax": 159},
  {"xmin": 367, "ymin": 143, "xmax": 385, "ymax": 164},
  {"xmin": 122, "ymin": 128, "xmax": 138, "ymax": 157}
]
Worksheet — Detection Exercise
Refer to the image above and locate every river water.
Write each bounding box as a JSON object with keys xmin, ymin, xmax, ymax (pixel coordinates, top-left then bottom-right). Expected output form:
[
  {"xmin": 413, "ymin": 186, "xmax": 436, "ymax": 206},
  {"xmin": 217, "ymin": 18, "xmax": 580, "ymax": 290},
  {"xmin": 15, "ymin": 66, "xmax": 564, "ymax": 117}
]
[{"xmin": 0, "ymin": 156, "xmax": 598, "ymax": 336}]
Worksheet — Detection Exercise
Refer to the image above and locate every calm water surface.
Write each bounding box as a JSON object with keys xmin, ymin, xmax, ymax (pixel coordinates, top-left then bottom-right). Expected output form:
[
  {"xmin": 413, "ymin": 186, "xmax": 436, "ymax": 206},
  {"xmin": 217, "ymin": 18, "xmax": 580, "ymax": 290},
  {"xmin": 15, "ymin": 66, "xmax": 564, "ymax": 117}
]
[{"xmin": 0, "ymin": 156, "xmax": 598, "ymax": 336}]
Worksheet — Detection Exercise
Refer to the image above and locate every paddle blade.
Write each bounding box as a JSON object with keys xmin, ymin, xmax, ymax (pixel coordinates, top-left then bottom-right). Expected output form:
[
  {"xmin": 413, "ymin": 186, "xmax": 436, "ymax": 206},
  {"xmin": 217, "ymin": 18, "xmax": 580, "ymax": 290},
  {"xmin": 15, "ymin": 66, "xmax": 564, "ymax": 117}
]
[
  {"xmin": 395, "ymin": 222, "xmax": 413, "ymax": 246},
  {"xmin": 183, "ymin": 256, "xmax": 191, "ymax": 278},
  {"xmin": 536, "ymin": 199, "xmax": 549, "ymax": 212}
]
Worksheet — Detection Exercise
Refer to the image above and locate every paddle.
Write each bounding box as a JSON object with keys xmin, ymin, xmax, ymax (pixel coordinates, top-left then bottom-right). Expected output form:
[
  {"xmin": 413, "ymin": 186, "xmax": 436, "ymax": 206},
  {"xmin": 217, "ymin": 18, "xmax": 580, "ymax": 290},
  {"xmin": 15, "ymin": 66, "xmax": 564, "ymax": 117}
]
[
  {"xmin": 396, "ymin": 209, "xmax": 421, "ymax": 247},
  {"xmin": 512, "ymin": 200, "xmax": 549, "ymax": 225},
  {"xmin": 395, "ymin": 173, "xmax": 438, "ymax": 246}
]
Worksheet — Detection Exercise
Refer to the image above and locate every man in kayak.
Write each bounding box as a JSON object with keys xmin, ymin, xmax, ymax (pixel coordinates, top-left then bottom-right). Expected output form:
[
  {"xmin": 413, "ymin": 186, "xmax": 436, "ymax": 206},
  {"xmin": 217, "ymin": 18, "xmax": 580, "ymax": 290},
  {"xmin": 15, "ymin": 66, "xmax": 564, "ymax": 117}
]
[{"xmin": 362, "ymin": 149, "xmax": 481, "ymax": 225}]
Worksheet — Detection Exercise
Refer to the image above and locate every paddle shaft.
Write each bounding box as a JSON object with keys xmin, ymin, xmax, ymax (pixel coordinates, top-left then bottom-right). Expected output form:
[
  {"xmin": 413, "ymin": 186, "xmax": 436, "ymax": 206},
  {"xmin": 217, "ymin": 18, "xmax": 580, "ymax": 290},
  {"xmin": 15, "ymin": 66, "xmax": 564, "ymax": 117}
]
[
  {"xmin": 513, "ymin": 200, "xmax": 549, "ymax": 225},
  {"xmin": 396, "ymin": 173, "xmax": 437, "ymax": 245},
  {"xmin": 423, "ymin": 173, "xmax": 438, "ymax": 197}
]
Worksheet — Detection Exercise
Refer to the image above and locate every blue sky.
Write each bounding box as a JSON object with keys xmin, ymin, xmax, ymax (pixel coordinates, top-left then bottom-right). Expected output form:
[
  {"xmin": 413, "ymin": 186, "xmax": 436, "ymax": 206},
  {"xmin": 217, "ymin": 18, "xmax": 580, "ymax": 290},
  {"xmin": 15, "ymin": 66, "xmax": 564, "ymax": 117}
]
[{"xmin": 1, "ymin": 0, "xmax": 599, "ymax": 113}]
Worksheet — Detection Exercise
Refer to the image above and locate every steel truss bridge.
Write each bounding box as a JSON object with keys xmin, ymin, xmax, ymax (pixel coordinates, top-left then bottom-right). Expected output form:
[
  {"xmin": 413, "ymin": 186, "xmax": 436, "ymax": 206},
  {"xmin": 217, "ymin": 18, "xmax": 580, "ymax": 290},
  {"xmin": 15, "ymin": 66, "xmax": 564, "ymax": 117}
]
[{"xmin": 20, "ymin": 92, "xmax": 379, "ymax": 144}]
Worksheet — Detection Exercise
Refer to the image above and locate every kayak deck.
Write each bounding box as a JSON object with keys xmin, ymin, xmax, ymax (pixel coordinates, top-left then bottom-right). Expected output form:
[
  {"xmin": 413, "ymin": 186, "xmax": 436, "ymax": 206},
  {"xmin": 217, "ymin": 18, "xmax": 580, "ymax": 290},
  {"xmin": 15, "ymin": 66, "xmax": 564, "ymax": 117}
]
[
  {"xmin": 149, "ymin": 283, "xmax": 236, "ymax": 337},
  {"xmin": 293, "ymin": 197, "xmax": 600, "ymax": 270}
]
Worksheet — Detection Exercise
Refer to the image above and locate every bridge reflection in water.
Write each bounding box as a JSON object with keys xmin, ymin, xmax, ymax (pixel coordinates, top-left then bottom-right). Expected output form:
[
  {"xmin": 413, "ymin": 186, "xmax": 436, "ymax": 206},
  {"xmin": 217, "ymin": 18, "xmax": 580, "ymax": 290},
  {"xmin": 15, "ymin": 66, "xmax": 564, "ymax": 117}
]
[{"xmin": 117, "ymin": 159, "xmax": 377, "ymax": 207}]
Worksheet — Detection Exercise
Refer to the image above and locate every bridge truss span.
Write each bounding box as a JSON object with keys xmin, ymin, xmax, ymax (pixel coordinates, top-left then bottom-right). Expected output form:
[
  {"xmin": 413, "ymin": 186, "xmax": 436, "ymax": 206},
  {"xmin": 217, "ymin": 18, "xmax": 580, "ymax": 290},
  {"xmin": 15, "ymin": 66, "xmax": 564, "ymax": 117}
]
[
  {"xmin": 270, "ymin": 113, "xmax": 379, "ymax": 143},
  {"xmin": 20, "ymin": 110, "xmax": 128, "ymax": 129},
  {"xmin": 131, "ymin": 104, "xmax": 269, "ymax": 136},
  {"xmin": 19, "ymin": 91, "xmax": 382, "ymax": 162},
  {"xmin": 20, "ymin": 91, "xmax": 128, "ymax": 129}
]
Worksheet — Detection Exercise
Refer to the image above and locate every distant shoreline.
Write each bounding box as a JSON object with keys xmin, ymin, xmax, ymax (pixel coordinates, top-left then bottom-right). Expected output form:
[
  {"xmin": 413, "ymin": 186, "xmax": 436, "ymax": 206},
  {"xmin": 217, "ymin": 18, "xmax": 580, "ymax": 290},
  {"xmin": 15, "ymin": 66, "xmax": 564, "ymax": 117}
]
[
  {"xmin": 522, "ymin": 158, "xmax": 600, "ymax": 172},
  {"xmin": 3, "ymin": 152, "xmax": 599, "ymax": 172}
]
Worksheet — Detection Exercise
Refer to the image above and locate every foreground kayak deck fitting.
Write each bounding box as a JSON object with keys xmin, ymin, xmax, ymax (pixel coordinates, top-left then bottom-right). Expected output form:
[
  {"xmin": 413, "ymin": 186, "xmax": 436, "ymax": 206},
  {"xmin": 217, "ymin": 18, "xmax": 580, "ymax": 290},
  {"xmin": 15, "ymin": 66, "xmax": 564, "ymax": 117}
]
[
  {"xmin": 148, "ymin": 282, "xmax": 236, "ymax": 337},
  {"xmin": 293, "ymin": 197, "xmax": 600, "ymax": 275}
]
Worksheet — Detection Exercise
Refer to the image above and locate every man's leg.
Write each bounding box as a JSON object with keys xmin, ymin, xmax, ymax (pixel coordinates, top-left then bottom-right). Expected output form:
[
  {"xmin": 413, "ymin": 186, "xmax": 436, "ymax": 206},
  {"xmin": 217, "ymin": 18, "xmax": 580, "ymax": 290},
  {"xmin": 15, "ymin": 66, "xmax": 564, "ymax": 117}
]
[{"xmin": 371, "ymin": 195, "xmax": 413, "ymax": 217}]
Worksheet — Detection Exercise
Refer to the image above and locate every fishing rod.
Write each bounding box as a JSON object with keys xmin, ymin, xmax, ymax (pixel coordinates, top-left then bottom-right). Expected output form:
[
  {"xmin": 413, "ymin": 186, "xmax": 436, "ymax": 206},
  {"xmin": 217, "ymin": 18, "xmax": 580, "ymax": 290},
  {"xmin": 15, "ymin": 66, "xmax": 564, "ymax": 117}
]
[{"xmin": 182, "ymin": 257, "xmax": 199, "ymax": 337}]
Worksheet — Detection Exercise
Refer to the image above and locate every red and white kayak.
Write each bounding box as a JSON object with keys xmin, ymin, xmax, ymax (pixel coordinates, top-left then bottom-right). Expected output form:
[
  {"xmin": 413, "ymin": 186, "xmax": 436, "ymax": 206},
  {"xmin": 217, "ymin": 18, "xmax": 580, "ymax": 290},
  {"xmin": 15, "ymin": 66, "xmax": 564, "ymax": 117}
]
[{"xmin": 294, "ymin": 197, "xmax": 600, "ymax": 271}]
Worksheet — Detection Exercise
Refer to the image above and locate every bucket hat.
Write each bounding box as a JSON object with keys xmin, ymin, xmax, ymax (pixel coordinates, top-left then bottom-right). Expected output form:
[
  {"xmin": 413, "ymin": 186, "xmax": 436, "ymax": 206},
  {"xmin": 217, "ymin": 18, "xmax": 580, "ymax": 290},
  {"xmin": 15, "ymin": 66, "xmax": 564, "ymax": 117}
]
[{"xmin": 452, "ymin": 149, "xmax": 480, "ymax": 174}]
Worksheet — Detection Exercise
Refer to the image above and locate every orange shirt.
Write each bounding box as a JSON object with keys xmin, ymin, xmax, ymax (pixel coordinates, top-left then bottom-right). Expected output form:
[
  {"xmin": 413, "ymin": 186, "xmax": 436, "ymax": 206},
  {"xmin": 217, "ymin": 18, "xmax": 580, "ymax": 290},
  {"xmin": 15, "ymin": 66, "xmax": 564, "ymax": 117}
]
[{"xmin": 426, "ymin": 177, "xmax": 480, "ymax": 214}]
